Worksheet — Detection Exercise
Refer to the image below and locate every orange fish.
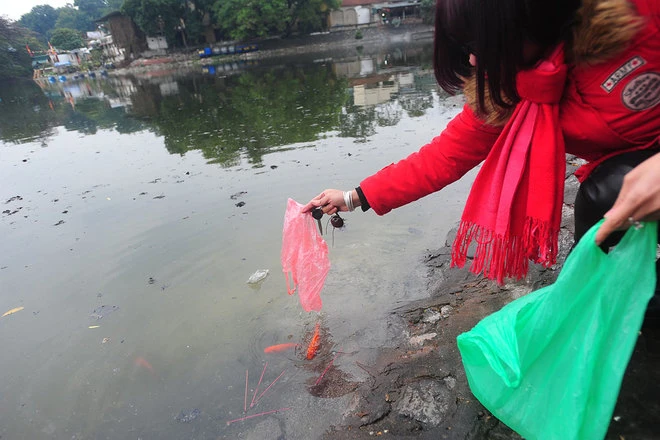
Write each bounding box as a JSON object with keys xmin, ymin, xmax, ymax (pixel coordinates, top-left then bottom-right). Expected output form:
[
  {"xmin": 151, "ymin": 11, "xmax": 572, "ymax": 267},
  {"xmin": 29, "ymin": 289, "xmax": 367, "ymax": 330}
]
[
  {"xmin": 306, "ymin": 323, "xmax": 321, "ymax": 360},
  {"xmin": 264, "ymin": 343, "xmax": 298, "ymax": 354},
  {"xmin": 135, "ymin": 356, "xmax": 155, "ymax": 375}
]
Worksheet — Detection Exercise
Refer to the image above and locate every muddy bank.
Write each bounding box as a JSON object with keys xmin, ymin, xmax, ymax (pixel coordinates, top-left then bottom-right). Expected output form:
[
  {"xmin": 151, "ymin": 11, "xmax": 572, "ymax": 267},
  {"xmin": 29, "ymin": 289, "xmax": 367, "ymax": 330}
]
[{"xmin": 321, "ymin": 158, "xmax": 660, "ymax": 440}]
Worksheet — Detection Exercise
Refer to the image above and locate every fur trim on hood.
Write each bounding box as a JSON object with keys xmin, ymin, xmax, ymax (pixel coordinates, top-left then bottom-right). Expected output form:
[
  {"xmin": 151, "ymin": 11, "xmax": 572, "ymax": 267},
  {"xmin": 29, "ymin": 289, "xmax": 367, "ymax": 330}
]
[{"xmin": 463, "ymin": 0, "xmax": 645, "ymax": 126}]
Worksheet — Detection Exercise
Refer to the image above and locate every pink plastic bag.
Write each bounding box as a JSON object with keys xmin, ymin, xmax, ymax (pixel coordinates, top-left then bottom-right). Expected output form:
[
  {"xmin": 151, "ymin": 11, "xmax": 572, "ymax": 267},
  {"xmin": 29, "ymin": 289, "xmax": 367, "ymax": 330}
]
[{"xmin": 281, "ymin": 198, "xmax": 329, "ymax": 312}]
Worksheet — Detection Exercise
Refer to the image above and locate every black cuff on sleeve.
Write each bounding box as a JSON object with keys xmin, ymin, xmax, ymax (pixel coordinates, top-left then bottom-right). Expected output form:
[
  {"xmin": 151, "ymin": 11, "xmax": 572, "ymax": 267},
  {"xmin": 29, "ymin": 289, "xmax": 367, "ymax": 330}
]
[{"xmin": 355, "ymin": 186, "xmax": 370, "ymax": 212}]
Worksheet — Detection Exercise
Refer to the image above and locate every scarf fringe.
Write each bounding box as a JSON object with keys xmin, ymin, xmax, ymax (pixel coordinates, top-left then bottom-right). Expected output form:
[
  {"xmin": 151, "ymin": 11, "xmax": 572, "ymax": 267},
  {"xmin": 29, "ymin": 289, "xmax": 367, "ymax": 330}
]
[{"xmin": 451, "ymin": 217, "xmax": 560, "ymax": 285}]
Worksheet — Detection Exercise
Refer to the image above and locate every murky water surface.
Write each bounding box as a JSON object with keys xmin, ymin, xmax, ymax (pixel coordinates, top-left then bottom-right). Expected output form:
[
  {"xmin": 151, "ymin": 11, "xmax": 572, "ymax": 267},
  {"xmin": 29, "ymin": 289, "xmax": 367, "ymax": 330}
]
[{"xmin": 0, "ymin": 43, "xmax": 477, "ymax": 439}]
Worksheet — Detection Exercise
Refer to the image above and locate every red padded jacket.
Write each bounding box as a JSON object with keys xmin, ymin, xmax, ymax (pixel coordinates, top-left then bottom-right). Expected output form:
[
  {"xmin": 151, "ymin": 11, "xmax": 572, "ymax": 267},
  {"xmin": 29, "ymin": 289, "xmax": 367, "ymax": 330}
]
[{"xmin": 360, "ymin": 0, "xmax": 660, "ymax": 215}]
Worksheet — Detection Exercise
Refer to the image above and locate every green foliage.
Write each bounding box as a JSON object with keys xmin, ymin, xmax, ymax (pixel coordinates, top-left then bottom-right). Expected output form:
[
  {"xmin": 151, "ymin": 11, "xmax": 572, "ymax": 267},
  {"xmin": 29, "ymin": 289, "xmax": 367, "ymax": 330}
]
[
  {"xmin": 20, "ymin": 0, "xmax": 125, "ymax": 44},
  {"xmin": 213, "ymin": 0, "xmax": 340, "ymax": 41},
  {"xmin": 285, "ymin": 0, "xmax": 341, "ymax": 35},
  {"xmin": 420, "ymin": 0, "xmax": 435, "ymax": 24},
  {"xmin": 24, "ymin": 35, "xmax": 47, "ymax": 53},
  {"xmin": 0, "ymin": 17, "xmax": 35, "ymax": 79},
  {"xmin": 214, "ymin": 0, "xmax": 287, "ymax": 41},
  {"xmin": 121, "ymin": 0, "xmax": 184, "ymax": 44},
  {"xmin": 55, "ymin": 6, "xmax": 95, "ymax": 33},
  {"xmin": 19, "ymin": 5, "xmax": 59, "ymax": 38},
  {"xmin": 105, "ymin": 0, "xmax": 126, "ymax": 13},
  {"xmin": 178, "ymin": 1, "xmax": 212, "ymax": 46},
  {"xmin": 50, "ymin": 28, "xmax": 86, "ymax": 50},
  {"xmin": 75, "ymin": 0, "xmax": 108, "ymax": 21}
]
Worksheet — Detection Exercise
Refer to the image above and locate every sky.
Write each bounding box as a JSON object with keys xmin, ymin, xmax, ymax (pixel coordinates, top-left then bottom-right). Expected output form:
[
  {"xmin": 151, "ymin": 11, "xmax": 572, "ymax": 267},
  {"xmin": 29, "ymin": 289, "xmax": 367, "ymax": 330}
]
[{"xmin": 2, "ymin": 0, "xmax": 70, "ymax": 21}]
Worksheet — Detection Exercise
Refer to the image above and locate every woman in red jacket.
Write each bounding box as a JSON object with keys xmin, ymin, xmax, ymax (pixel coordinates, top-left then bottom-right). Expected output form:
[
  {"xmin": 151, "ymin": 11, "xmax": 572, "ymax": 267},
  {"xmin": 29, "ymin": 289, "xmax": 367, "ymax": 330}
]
[{"xmin": 304, "ymin": 0, "xmax": 660, "ymax": 315}]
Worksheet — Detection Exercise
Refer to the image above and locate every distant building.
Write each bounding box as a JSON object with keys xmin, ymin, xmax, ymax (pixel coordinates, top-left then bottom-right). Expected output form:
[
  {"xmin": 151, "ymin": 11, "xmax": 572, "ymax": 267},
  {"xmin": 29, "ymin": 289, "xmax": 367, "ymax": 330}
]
[
  {"xmin": 329, "ymin": 0, "xmax": 421, "ymax": 28},
  {"xmin": 145, "ymin": 36, "xmax": 168, "ymax": 57},
  {"xmin": 330, "ymin": 0, "xmax": 376, "ymax": 27},
  {"xmin": 96, "ymin": 11, "xmax": 148, "ymax": 61},
  {"xmin": 94, "ymin": 32, "xmax": 126, "ymax": 65},
  {"xmin": 50, "ymin": 52, "xmax": 80, "ymax": 69}
]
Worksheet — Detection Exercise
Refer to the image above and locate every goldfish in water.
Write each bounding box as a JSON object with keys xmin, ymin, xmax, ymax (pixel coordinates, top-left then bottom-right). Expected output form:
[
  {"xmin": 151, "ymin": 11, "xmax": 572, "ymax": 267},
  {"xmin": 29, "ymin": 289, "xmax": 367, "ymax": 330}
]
[
  {"xmin": 135, "ymin": 356, "xmax": 155, "ymax": 375},
  {"xmin": 264, "ymin": 343, "xmax": 298, "ymax": 353},
  {"xmin": 306, "ymin": 323, "xmax": 321, "ymax": 360}
]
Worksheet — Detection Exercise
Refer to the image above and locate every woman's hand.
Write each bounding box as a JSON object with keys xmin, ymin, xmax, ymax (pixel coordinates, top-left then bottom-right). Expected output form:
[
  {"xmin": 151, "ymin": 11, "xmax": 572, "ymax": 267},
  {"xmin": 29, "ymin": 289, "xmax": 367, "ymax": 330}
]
[
  {"xmin": 301, "ymin": 189, "xmax": 358, "ymax": 215},
  {"xmin": 596, "ymin": 151, "xmax": 660, "ymax": 245}
]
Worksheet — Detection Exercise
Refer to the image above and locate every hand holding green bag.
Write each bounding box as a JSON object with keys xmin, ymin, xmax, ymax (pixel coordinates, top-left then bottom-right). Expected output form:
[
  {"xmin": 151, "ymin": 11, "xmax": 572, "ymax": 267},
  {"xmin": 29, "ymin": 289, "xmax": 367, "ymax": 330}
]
[{"xmin": 457, "ymin": 220, "xmax": 657, "ymax": 440}]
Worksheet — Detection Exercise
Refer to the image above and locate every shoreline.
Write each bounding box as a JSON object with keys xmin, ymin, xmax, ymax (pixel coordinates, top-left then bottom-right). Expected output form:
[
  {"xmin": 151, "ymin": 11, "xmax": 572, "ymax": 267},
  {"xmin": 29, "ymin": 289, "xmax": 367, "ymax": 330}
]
[
  {"xmin": 320, "ymin": 157, "xmax": 660, "ymax": 439},
  {"xmin": 107, "ymin": 24, "xmax": 435, "ymax": 78}
]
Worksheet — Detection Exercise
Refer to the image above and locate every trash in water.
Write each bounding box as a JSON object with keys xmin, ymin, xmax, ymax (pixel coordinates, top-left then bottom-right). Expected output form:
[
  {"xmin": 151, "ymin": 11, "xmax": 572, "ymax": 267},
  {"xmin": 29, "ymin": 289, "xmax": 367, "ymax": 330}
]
[
  {"xmin": 90, "ymin": 305, "xmax": 119, "ymax": 320},
  {"xmin": 175, "ymin": 408, "xmax": 201, "ymax": 423},
  {"xmin": 247, "ymin": 269, "xmax": 269, "ymax": 284},
  {"xmin": 2, "ymin": 306, "xmax": 24, "ymax": 318}
]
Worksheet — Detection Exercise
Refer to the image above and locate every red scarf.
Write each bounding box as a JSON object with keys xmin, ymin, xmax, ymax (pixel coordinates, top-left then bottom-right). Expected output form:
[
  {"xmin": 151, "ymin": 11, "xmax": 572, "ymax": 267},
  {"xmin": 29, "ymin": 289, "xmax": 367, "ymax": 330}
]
[{"xmin": 451, "ymin": 47, "xmax": 568, "ymax": 284}]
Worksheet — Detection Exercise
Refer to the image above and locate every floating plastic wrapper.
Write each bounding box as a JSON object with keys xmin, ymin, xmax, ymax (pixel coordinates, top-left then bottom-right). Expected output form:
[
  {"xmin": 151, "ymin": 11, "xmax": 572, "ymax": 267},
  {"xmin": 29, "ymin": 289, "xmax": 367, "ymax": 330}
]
[
  {"xmin": 457, "ymin": 220, "xmax": 657, "ymax": 440},
  {"xmin": 281, "ymin": 198, "xmax": 329, "ymax": 312}
]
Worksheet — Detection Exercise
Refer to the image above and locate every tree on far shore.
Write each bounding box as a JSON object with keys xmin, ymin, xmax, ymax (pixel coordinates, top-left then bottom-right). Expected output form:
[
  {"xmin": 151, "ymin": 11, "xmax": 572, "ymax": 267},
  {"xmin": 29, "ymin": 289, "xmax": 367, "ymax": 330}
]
[
  {"xmin": 213, "ymin": 0, "xmax": 340, "ymax": 42},
  {"xmin": 50, "ymin": 28, "xmax": 86, "ymax": 50},
  {"xmin": 0, "ymin": 17, "xmax": 35, "ymax": 79},
  {"xmin": 19, "ymin": 0, "xmax": 124, "ymax": 43},
  {"xmin": 19, "ymin": 5, "xmax": 59, "ymax": 38},
  {"xmin": 55, "ymin": 6, "xmax": 94, "ymax": 33}
]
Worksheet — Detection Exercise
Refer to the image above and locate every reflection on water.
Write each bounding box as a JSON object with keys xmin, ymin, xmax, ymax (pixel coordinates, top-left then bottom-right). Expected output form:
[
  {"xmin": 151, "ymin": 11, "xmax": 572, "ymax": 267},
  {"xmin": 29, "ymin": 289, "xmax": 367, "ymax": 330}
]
[
  {"xmin": 1, "ymin": 43, "xmax": 437, "ymax": 165},
  {"xmin": 0, "ymin": 42, "xmax": 475, "ymax": 439}
]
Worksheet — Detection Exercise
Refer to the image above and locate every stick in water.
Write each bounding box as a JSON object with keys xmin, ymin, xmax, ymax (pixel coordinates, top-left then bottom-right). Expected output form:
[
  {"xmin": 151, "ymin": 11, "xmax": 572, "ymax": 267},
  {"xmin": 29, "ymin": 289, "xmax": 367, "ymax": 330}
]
[
  {"xmin": 244, "ymin": 369, "xmax": 249, "ymax": 413},
  {"xmin": 355, "ymin": 361, "xmax": 375, "ymax": 377},
  {"xmin": 226, "ymin": 407, "xmax": 291, "ymax": 426},
  {"xmin": 250, "ymin": 362, "xmax": 268, "ymax": 408},
  {"xmin": 254, "ymin": 369, "xmax": 287, "ymax": 405},
  {"xmin": 314, "ymin": 353, "xmax": 341, "ymax": 386}
]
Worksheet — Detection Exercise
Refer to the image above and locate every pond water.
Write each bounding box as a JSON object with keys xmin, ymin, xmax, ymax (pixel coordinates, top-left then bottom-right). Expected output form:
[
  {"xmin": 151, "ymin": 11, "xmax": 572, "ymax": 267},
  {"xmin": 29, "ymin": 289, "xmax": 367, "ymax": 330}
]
[{"xmin": 0, "ymin": 42, "xmax": 478, "ymax": 439}]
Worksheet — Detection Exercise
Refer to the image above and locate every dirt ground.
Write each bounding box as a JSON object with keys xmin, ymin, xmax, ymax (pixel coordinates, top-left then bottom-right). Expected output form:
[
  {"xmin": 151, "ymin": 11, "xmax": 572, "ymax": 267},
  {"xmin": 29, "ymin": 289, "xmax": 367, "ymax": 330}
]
[{"xmin": 320, "ymin": 159, "xmax": 660, "ymax": 440}]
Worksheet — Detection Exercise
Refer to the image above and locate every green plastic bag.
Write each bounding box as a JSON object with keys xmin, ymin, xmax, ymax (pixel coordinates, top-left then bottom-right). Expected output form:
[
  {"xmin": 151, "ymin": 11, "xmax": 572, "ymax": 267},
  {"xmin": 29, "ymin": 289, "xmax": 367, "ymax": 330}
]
[{"xmin": 457, "ymin": 220, "xmax": 657, "ymax": 440}]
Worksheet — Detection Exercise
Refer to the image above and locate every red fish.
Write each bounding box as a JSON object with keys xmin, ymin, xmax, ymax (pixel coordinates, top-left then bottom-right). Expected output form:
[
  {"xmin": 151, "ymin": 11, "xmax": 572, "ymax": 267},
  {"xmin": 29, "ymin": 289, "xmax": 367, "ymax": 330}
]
[
  {"xmin": 135, "ymin": 356, "xmax": 155, "ymax": 375},
  {"xmin": 306, "ymin": 323, "xmax": 321, "ymax": 360},
  {"xmin": 264, "ymin": 343, "xmax": 298, "ymax": 353}
]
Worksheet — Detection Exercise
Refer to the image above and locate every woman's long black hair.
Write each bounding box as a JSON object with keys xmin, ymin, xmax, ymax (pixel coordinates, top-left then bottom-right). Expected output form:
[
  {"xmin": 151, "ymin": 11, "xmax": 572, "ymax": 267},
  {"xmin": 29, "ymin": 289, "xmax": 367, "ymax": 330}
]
[{"xmin": 433, "ymin": 0, "xmax": 581, "ymax": 112}]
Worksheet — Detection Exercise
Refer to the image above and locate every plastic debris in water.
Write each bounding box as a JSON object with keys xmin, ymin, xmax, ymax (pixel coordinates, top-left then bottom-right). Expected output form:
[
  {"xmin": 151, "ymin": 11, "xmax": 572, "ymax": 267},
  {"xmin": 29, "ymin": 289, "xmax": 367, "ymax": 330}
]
[
  {"xmin": 281, "ymin": 199, "xmax": 328, "ymax": 312},
  {"xmin": 175, "ymin": 408, "xmax": 201, "ymax": 423},
  {"xmin": 246, "ymin": 269, "xmax": 269, "ymax": 284},
  {"xmin": 2, "ymin": 306, "xmax": 24, "ymax": 317},
  {"xmin": 90, "ymin": 305, "xmax": 119, "ymax": 320}
]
